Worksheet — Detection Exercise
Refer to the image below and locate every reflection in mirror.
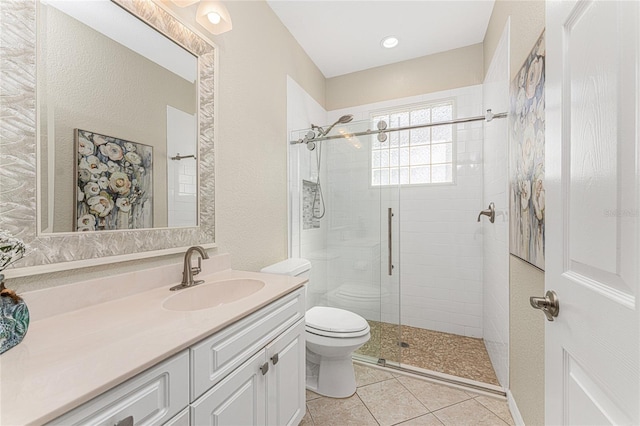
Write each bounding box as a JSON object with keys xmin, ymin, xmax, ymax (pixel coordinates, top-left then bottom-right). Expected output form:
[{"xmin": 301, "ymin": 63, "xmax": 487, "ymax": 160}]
[{"xmin": 38, "ymin": 0, "xmax": 199, "ymax": 233}]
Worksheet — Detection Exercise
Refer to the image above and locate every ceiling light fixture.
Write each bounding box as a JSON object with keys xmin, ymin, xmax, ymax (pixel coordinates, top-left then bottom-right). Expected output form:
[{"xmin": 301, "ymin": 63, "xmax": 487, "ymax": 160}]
[
  {"xmin": 166, "ymin": 0, "xmax": 232, "ymax": 35},
  {"xmin": 381, "ymin": 36, "xmax": 399, "ymax": 49}
]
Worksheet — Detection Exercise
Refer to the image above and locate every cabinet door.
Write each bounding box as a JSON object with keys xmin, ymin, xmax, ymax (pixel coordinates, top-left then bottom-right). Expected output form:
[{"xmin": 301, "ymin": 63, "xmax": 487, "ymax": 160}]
[
  {"xmin": 266, "ymin": 319, "xmax": 306, "ymax": 426},
  {"xmin": 191, "ymin": 350, "xmax": 267, "ymax": 426}
]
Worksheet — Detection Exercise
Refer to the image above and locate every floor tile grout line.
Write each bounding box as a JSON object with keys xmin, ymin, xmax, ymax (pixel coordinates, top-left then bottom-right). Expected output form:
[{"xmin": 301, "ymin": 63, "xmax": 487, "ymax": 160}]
[
  {"xmin": 394, "ymin": 375, "xmax": 434, "ymax": 415},
  {"xmin": 354, "ymin": 391, "xmax": 382, "ymax": 426},
  {"xmin": 394, "ymin": 373, "xmax": 482, "ymax": 414},
  {"xmin": 472, "ymin": 396, "xmax": 513, "ymax": 425},
  {"xmin": 429, "ymin": 398, "xmax": 511, "ymax": 426}
]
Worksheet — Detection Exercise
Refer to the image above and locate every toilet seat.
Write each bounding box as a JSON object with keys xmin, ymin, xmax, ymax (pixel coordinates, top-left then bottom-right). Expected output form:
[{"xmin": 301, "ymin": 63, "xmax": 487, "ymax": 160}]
[{"xmin": 306, "ymin": 306, "xmax": 370, "ymax": 338}]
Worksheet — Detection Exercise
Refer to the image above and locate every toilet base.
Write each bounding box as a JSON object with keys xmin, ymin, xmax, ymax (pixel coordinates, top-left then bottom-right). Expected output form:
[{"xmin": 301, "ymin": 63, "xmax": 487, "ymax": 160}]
[{"xmin": 306, "ymin": 349, "xmax": 357, "ymax": 398}]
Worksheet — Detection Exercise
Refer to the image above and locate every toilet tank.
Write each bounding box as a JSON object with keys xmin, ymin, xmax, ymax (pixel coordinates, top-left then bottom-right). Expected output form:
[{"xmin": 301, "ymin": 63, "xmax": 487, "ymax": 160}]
[{"xmin": 260, "ymin": 258, "xmax": 311, "ymax": 279}]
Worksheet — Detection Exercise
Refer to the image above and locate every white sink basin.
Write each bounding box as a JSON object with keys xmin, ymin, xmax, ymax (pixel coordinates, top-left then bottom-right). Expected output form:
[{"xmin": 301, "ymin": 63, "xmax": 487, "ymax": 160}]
[{"xmin": 163, "ymin": 278, "xmax": 266, "ymax": 311}]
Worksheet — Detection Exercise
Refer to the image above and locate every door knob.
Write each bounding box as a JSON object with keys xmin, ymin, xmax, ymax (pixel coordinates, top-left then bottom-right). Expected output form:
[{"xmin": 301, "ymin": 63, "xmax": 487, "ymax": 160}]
[
  {"xmin": 477, "ymin": 202, "xmax": 495, "ymax": 223},
  {"xmin": 530, "ymin": 290, "xmax": 559, "ymax": 321}
]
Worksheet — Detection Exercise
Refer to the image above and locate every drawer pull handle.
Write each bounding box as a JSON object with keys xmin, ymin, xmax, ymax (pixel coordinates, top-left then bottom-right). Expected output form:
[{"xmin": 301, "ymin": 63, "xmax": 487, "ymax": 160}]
[
  {"xmin": 115, "ymin": 416, "xmax": 134, "ymax": 426},
  {"xmin": 271, "ymin": 353, "xmax": 279, "ymax": 365},
  {"xmin": 260, "ymin": 362, "xmax": 269, "ymax": 375}
]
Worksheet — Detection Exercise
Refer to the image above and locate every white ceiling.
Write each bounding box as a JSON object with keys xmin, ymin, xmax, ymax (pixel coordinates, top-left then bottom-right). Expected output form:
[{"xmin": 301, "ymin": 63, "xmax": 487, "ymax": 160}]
[{"xmin": 266, "ymin": 1, "xmax": 495, "ymax": 78}]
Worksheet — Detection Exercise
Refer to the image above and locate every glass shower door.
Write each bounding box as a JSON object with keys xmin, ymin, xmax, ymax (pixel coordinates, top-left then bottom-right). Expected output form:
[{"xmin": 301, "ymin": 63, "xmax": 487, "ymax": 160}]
[{"xmin": 289, "ymin": 118, "xmax": 401, "ymax": 367}]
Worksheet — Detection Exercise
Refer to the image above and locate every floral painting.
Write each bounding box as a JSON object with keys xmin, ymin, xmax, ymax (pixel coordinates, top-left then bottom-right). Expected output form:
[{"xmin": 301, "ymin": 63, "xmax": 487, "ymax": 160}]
[
  {"xmin": 509, "ymin": 31, "xmax": 545, "ymax": 270},
  {"xmin": 74, "ymin": 129, "xmax": 153, "ymax": 231}
]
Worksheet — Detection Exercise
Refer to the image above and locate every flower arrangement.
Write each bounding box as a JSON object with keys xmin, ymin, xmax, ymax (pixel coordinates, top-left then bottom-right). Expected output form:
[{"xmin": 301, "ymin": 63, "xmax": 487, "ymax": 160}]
[
  {"xmin": 0, "ymin": 230, "xmax": 29, "ymax": 354},
  {"xmin": 0, "ymin": 229, "xmax": 27, "ymax": 280}
]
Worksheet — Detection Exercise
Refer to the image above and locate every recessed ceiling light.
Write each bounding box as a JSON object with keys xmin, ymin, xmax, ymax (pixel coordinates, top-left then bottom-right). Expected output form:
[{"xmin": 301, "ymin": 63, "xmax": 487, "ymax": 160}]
[{"xmin": 381, "ymin": 36, "xmax": 399, "ymax": 49}]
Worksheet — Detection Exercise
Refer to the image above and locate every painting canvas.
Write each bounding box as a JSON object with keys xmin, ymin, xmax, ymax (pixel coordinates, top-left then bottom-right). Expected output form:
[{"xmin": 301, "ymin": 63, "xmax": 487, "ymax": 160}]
[
  {"xmin": 74, "ymin": 129, "xmax": 153, "ymax": 231},
  {"xmin": 509, "ymin": 31, "xmax": 545, "ymax": 270}
]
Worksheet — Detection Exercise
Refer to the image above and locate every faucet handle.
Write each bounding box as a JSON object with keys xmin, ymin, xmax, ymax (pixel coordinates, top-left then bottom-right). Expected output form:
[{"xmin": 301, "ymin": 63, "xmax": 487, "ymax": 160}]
[{"xmin": 191, "ymin": 256, "xmax": 203, "ymax": 276}]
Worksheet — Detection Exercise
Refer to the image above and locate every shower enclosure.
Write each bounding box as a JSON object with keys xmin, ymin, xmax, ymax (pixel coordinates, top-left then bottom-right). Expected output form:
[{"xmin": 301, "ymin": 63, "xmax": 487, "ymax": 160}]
[{"xmin": 289, "ymin": 86, "xmax": 506, "ymax": 391}]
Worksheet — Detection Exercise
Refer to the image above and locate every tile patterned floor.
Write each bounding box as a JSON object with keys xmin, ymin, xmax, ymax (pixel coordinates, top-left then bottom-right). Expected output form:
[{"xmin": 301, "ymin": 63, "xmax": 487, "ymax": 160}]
[
  {"xmin": 356, "ymin": 321, "xmax": 500, "ymax": 386},
  {"xmin": 300, "ymin": 364, "xmax": 514, "ymax": 426}
]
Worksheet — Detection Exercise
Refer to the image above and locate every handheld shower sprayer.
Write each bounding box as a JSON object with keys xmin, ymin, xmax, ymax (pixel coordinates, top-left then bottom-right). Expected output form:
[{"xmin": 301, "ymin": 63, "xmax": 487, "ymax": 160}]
[{"xmin": 310, "ymin": 114, "xmax": 354, "ymax": 137}]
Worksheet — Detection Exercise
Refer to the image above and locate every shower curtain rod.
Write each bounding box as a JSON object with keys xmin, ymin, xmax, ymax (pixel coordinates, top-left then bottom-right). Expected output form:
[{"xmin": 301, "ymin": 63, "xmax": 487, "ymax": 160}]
[{"xmin": 290, "ymin": 110, "xmax": 508, "ymax": 145}]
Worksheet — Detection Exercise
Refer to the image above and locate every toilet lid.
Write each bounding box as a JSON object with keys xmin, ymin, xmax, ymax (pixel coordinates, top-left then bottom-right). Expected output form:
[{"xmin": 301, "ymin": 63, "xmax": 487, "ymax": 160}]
[{"xmin": 305, "ymin": 306, "xmax": 369, "ymax": 334}]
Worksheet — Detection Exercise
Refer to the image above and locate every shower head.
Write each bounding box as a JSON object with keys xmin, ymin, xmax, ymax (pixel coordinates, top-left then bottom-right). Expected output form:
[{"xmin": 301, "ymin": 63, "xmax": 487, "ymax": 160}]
[{"xmin": 316, "ymin": 114, "xmax": 354, "ymax": 136}]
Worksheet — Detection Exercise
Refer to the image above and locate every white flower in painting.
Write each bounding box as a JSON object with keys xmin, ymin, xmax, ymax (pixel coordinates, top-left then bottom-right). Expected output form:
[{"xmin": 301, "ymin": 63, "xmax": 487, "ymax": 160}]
[
  {"xmin": 526, "ymin": 57, "xmax": 544, "ymax": 100},
  {"xmin": 77, "ymin": 187, "xmax": 85, "ymax": 202},
  {"xmin": 79, "ymin": 155, "xmax": 108, "ymax": 174},
  {"xmin": 521, "ymin": 124, "xmax": 536, "ymax": 173},
  {"xmin": 137, "ymin": 167, "xmax": 145, "ymax": 176},
  {"xmin": 98, "ymin": 176, "xmax": 109, "ymax": 189},
  {"xmin": 536, "ymin": 93, "xmax": 545, "ymax": 122},
  {"xmin": 109, "ymin": 172, "xmax": 131, "ymax": 195},
  {"xmin": 78, "ymin": 169, "xmax": 92, "ymax": 182},
  {"xmin": 123, "ymin": 142, "xmax": 136, "ymax": 152},
  {"xmin": 532, "ymin": 163, "xmax": 545, "ymax": 222},
  {"xmin": 517, "ymin": 67, "xmax": 527, "ymax": 89},
  {"xmin": 77, "ymin": 214, "xmax": 96, "ymax": 231},
  {"xmin": 116, "ymin": 197, "xmax": 131, "ymax": 212},
  {"xmin": 515, "ymin": 88, "xmax": 526, "ymax": 118},
  {"xmin": 107, "ymin": 161, "xmax": 120, "ymax": 174},
  {"xmin": 535, "ymin": 130, "xmax": 544, "ymax": 158},
  {"xmin": 78, "ymin": 136, "xmax": 94, "ymax": 156},
  {"xmin": 87, "ymin": 191, "xmax": 114, "ymax": 217},
  {"xmin": 519, "ymin": 179, "xmax": 531, "ymax": 211},
  {"xmin": 100, "ymin": 142, "xmax": 124, "ymax": 161},
  {"xmin": 537, "ymin": 38, "xmax": 545, "ymax": 57},
  {"xmin": 93, "ymin": 135, "xmax": 108, "ymax": 146},
  {"xmin": 124, "ymin": 151, "xmax": 142, "ymax": 165},
  {"xmin": 83, "ymin": 181, "xmax": 100, "ymax": 197},
  {"xmin": 90, "ymin": 173, "xmax": 101, "ymax": 182}
]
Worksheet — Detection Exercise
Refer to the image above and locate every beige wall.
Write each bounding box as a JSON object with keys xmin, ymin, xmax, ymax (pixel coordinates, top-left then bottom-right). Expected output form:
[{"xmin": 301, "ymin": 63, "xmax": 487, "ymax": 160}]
[
  {"xmin": 484, "ymin": 0, "xmax": 545, "ymax": 79},
  {"xmin": 483, "ymin": 1, "xmax": 545, "ymax": 424},
  {"xmin": 509, "ymin": 256, "xmax": 545, "ymax": 426},
  {"xmin": 325, "ymin": 44, "xmax": 484, "ymax": 110},
  {"xmin": 213, "ymin": 0, "xmax": 325, "ymax": 272},
  {"xmin": 41, "ymin": 5, "xmax": 197, "ymax": 232}
]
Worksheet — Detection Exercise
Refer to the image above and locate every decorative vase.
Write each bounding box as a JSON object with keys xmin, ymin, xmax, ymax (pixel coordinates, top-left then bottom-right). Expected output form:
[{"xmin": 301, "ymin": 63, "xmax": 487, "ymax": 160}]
[{"xmin": 0, "ymin": 274, "xmax": 30, "ymax": 355}]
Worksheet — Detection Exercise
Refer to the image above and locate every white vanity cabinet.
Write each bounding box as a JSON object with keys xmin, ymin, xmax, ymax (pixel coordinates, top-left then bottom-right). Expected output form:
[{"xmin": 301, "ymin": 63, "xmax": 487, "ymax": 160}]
[
  {"xmin": 48, "ymin": 287, "xmax": 306, "ymax": 426},
  {"xmin": 190, "ymin": 288, "xmax": 306, "ymax": 426},
  {"xmin": 191, "ymin": 319, "xmax": 306, "ymax": 426}
]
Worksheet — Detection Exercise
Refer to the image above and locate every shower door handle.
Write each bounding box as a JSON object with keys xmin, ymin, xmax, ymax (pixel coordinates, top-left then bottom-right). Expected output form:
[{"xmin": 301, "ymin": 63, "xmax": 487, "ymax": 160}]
[{"xmin": 388, "ymin": 208, "xmax": 394, "ymax": 276}]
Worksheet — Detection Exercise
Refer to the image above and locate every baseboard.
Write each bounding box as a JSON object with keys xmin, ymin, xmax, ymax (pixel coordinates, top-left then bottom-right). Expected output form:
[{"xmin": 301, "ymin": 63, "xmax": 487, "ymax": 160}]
[{"xmin": 507, "ymin": 390, "xmax": 525, "ymax": 426}]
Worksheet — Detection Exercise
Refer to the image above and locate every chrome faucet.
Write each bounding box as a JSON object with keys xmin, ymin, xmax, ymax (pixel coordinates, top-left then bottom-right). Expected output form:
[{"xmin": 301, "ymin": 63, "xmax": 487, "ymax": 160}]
[{"xmin": 170, "ymin": 246, "xmax": 210, "ymax": 291}]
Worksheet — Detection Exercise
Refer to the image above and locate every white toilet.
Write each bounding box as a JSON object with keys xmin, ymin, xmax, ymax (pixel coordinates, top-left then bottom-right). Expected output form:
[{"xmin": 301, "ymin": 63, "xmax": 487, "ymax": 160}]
[{"xmin": 261, "ymin": 258, "xmax": 370, "ymax": 398}]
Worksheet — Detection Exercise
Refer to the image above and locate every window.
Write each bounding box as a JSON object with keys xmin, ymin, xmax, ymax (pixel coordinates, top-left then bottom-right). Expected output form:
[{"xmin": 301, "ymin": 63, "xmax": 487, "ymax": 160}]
[{"xmin": 371, "ymin": 101, "xmax": 454, "ymax": 186}]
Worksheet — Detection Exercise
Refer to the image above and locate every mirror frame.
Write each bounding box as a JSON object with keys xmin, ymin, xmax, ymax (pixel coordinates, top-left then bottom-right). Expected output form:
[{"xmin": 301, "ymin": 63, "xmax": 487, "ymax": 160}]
[{"xmin": 0, "ymin": 0, "xmax": 215, "ymax": 276}]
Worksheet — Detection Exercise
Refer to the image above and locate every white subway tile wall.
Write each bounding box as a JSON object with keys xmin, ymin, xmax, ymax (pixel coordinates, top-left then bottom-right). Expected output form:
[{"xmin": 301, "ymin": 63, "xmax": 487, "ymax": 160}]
[
  {"xmin": 328, "ymin": 85, "xmax": 485, "ymax": 338},
  {"xmin": 481, "ymin": 23, "xmax": 510, "ymax": 387}
]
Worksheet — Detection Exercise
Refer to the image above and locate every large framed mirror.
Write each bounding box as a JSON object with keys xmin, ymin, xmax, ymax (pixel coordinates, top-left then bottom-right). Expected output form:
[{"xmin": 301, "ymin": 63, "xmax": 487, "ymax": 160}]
[{"xmin": 0, "ymin": 0, "xmax": 215, "ymax": 274}]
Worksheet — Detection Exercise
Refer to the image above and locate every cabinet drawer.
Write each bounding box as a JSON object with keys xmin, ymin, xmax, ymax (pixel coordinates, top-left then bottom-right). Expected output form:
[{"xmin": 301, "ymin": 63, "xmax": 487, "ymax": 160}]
[
  {"xmin": 190, "ymin": 287, "xmax": 305, "ymax": 400},
  {"xmin": 48, "ymin": 351, "xmax": 189, "ymax": 426}
]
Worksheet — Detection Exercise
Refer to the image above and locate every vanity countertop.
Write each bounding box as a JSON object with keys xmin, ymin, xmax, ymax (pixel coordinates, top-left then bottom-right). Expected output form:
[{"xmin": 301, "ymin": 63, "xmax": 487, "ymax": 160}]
[{"xmin": 0, "ymin": 264, "xmax": 306, "ymax": 425}]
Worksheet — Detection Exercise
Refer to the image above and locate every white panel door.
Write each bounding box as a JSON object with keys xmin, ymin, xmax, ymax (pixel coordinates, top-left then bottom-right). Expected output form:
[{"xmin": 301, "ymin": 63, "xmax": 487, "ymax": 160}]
[
  {"xmin": 546, "ymin": 1, "xmax": 639, "ymax": 424},
  {"xmin": 191, "ymin": 350, "xmax": 267, "ymax": 426},
  {"xmin": 265, "ymin": 319, "xmax": 306, "ymax": 426}
]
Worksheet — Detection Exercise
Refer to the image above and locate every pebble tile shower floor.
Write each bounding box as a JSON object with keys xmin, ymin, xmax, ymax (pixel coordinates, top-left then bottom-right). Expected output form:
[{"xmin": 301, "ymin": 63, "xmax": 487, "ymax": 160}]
[
  {"xmin": 300, "ymin": 363, "xmax": 514, "ymax": 426},
  {"xmin": 356, "ymin": 321, "xmax": 500, "ymax": 386}
]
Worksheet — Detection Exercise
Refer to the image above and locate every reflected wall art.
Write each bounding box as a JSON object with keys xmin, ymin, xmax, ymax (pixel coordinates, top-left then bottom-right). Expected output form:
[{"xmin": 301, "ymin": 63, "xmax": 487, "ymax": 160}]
[{"xmin": 74, "ymin": 129, "xmax": 153, "ymax": 231}]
